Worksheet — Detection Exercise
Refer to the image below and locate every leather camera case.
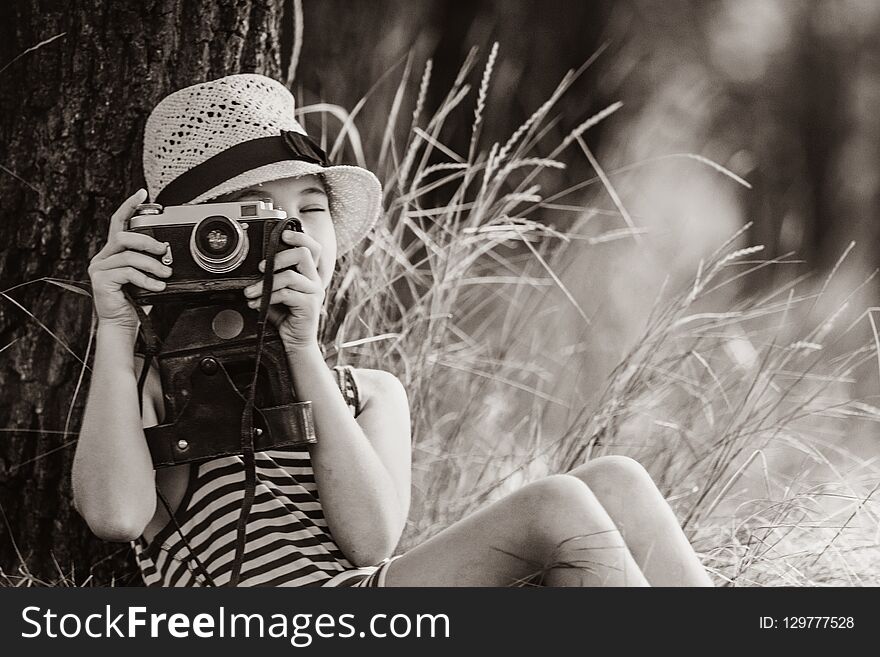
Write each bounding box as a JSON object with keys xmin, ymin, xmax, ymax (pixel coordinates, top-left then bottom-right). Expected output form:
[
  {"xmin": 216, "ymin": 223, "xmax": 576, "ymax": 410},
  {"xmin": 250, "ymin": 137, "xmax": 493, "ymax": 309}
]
[{"xmin": 142, "ymin": 302, "xmax": 316, "ymax": 468}]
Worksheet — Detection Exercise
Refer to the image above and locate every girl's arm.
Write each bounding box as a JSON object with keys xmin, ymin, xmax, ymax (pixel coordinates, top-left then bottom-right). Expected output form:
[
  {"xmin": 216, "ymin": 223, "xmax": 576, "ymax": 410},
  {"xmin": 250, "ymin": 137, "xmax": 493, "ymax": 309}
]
[
  {"xmin": 285, "ymin": 346, "xmax": 411, "ymax": 567},
  {"xmin": 245, "ymin": 228, "xmax": 411, "ymax": 566},
  {"xmin": 72, "ymin": 323, "xmax": 157, "ymax": 540},
  {"xmin": 72, "ymin": 189, "xmax": 171, "ymax": 541}
]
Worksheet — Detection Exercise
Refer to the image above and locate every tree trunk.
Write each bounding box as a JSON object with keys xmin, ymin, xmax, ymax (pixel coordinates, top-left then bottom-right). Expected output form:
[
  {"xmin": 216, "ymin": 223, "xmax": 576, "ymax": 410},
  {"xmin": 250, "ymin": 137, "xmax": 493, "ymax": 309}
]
[{"xmin": 0, "ymin": 0, "xmax": 288, "ymax": 585}]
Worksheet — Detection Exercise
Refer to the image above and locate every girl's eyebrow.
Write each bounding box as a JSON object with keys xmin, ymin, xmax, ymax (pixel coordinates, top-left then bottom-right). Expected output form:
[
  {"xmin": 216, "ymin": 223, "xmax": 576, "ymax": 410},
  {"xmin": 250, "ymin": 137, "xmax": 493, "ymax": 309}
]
[
  {"xmin": 301, "ymin": 186, "xmax": 327, "ymax": 198},
  {"xmin": 229, "ymin": 188, "xmax": 268, "ymax": 199}
]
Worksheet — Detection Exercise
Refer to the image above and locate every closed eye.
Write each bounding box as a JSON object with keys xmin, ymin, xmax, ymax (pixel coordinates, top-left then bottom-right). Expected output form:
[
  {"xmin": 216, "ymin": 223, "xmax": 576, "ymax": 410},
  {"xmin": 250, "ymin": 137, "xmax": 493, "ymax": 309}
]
[{"xmin": 301, "ymin": 206, "xmax": 328, "ymax": 213}]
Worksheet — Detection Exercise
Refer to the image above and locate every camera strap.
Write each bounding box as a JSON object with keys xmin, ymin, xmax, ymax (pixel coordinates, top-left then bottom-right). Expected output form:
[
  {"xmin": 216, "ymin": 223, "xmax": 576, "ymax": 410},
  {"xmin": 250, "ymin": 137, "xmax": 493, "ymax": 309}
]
[
  {"xmin": 156, "ymin": 486, "xmax": 217, "ymax": 586},
  {"xmin": 228, "ymin": 218, "xmax": 289, "ymax": 587},
  {"xmin": 124, "ymin": 290, "xmax": 161, "ymax": 417},
  {"xmin": 124, "ymin": 297, "xmax": 159, "ymax": 425}
]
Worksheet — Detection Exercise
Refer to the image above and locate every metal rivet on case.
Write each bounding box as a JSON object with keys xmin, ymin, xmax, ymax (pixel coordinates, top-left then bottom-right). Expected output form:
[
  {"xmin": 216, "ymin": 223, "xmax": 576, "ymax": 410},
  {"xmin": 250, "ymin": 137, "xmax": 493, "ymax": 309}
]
[
  {"xmin": 255, "ymin": 428, "xmax": 263, "ymax": 436},
  {"xmin": 177, "ymin": 439, "xmax": 189, "ymax": 450},
  {"xmin": 199, "ymin": 356, "xmax": 219, "ymax": 374}
]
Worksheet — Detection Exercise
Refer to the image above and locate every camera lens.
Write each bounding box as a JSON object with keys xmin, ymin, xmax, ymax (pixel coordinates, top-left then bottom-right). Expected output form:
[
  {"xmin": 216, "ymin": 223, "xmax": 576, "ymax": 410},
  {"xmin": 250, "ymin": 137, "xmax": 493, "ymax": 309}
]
[
  {"xmin": 189, "ymin": 215, "xmax": 249, "ymax": 273},
  {"xmin": 204, "ymin": 228, "xmax": 229, "ymax": 253}
]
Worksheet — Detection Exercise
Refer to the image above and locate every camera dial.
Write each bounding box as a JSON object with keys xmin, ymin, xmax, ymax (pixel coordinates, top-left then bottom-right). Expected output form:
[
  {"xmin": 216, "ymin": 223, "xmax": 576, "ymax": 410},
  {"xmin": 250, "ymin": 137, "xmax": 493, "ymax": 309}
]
[
  {"xmin": 134, "ymin": 203, "xmax": 163, "ymax": 216},
  {"xmin": 189, "ymin": 215, "xmax": 250, "ymax": 273}
]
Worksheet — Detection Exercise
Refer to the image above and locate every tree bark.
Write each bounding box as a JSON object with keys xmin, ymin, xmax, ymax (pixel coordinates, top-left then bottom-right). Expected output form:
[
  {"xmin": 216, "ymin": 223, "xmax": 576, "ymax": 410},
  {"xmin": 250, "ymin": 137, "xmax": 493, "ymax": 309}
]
[{"xmin": 0, "ymin": 0, "xmax": 287, "ymax": 585}]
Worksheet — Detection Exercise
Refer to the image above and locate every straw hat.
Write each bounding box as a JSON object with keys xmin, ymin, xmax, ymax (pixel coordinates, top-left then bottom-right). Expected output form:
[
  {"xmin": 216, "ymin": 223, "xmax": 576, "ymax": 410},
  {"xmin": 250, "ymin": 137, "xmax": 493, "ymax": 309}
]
[{"xmin": 143, "ymin": 74, "xmax": 382, "ymax": 253}]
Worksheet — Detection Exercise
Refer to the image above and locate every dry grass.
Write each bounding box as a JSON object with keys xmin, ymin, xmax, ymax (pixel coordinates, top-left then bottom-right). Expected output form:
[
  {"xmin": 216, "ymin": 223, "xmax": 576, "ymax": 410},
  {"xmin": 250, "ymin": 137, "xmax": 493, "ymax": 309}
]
[{"xmin": 313, "ymin": 45, "xmax": 880, "ymax": 586}]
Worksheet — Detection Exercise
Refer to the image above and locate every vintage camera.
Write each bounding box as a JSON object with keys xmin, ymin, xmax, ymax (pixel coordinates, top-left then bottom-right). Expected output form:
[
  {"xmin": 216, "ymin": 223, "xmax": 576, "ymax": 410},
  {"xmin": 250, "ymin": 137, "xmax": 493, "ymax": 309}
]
[
  {"xmin": 126, "ymin": 199, "xmax": 316, "ymax": 468},
  {"xmin": 124, "ymin": 198, "xmax": 301, "ymax": 304},
  {"xmin": 126, "ymin": 198, "xmax": 316, "ymax": 466}
]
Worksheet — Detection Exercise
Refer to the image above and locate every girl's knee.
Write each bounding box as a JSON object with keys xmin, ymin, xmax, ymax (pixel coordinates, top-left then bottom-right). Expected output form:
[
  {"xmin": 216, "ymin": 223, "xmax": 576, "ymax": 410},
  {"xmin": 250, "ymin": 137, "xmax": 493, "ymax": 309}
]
[
  {"xmin": 569, "ymin": 455, "xmax": 656, "ymax": 497},
  {"xmin": 517, "ymin": 474, "xmax": 594, "ymax": 512},
  {"xmin": 512, "ymin": 475, "xmax": 622, "ymax": 550},
  {"xmin": 510, "ymin": 475, "xmax": 602, "ymax": 529}
]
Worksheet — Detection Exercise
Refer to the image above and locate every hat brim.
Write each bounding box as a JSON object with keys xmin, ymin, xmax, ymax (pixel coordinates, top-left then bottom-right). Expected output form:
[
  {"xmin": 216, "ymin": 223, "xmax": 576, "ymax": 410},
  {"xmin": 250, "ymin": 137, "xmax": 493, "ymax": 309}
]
[{"xmin": 185, "ymin": 161, "xmax": 382, "ymax": 254}]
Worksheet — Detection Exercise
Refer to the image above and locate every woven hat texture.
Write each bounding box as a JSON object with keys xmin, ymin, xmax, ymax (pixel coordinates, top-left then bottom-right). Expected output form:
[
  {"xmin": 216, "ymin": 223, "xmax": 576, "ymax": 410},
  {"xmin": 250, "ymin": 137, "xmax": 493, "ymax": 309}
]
[{"xmin": 143, "ymin": 74, "xmax": 382, "ymax": 253}]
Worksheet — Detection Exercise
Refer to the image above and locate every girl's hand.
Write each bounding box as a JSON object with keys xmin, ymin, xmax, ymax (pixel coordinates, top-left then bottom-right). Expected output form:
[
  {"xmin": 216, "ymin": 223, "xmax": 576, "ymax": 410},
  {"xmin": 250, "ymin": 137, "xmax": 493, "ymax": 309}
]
[
  {"xmin": 243, "ymin": 229, "xmax": 325, "ymax": 351},
  {"xmin": 88, "ymin": 189, "xmax": 172, "ymax": 331}
]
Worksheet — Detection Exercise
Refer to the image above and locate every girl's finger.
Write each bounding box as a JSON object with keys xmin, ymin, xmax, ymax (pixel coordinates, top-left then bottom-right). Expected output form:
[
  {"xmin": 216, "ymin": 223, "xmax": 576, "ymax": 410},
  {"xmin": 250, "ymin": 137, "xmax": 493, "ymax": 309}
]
[
  {"xmin": 261, "ymin": 246, "xmax": 319, "ymax": 282},
  {"xmin": 243, "ymin": 270, "xmax": 321, "ymax": 299},
  {"xmin": 281, "ymin": 229, "xmax": 322, "ymax": 260},
  {"xmin": 95, "ymin": 251, "xmax": 172, "ymax": 279},
  {"xmin": 101, "ymin": 230, "xmax": 168, "ymax": 259},
  {"xmin": 106, "ymin": 266, "xmax": 167, "ymax": 292},
  {"xmin": 247, "ymin": 288, "xmax": 309, "ymax": 309},
  {"xmin": 113, "ymin": 230, "xmax": 169, "ymax": 256},
  {"xmin": 260, "ymin": 246, "xmax": 300, "ymax": 271},
  {"xmin": 280, "ymin": 230, "xmax": 323, "ymax": 274},
  {"xmin": 108, "ymin": 189, "xmax": 148, "ymax": 237}
]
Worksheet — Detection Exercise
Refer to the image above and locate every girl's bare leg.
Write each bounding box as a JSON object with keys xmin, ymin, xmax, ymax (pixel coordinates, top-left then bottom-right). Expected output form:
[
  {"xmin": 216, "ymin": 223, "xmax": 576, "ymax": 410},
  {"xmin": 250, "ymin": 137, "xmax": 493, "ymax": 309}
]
[
  {"xmin": 568, "ymin": 456, "xmax": 713, "ymax": 586},
  {"xmin": 383, "ymin": 474, "xmax": 649, "ymax": 586}
]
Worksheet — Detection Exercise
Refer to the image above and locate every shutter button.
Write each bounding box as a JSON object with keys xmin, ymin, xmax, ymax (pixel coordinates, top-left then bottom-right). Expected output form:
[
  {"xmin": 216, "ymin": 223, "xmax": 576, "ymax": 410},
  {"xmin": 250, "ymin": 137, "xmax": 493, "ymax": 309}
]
[{"xmin": 200, "ymin": 357, "xmax": 219, "ymax": 375}]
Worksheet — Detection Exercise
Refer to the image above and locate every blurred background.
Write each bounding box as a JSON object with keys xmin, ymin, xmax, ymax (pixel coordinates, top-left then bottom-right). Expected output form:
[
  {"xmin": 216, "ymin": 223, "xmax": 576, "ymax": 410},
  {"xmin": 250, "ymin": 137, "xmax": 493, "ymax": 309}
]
[
  {"xmin": 299, "ymin": 0, "xmax": 880, "ymax": 400},
  {"xmin": 2, "ymin": 0, "xmax": 879, "ymax": 585},
  {"xmin": 300, "ymin": 0, "xmax": 880, "ymax": 276}
]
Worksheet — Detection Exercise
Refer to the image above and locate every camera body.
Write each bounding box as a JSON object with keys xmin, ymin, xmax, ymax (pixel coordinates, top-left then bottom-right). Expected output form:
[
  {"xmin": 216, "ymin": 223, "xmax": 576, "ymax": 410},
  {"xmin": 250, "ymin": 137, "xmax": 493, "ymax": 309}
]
[{"xmin": 125, "ymin": 199, "xmax": 301, "ymax": 304}]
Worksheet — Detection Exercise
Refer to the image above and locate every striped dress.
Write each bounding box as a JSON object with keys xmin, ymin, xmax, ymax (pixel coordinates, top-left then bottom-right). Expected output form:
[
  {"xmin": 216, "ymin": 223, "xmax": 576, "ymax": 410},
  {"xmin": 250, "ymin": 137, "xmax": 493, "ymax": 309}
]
[{"xmin": 132, "ymin": 365, "xmax": 391, "ymax": 587}]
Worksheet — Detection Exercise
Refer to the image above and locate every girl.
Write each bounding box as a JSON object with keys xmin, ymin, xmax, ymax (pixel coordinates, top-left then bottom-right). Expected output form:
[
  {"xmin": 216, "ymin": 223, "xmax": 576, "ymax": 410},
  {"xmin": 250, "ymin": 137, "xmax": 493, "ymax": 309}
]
[{"xmin": 72, "ymin": 74, "xmax": 712, "ymax": 587}]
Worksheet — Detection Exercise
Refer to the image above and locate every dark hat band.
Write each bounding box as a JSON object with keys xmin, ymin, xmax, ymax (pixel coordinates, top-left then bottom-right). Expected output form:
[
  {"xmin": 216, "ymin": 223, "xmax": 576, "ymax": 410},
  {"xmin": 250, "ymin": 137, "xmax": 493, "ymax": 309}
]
[{"xmin": 155, "ymin": 131, "xmax": 329, "ymax": 206}]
